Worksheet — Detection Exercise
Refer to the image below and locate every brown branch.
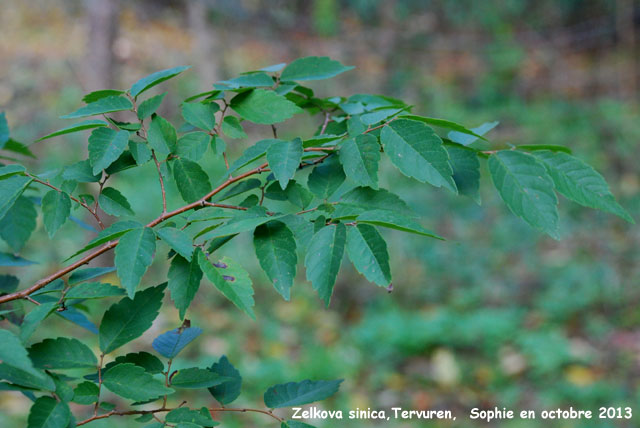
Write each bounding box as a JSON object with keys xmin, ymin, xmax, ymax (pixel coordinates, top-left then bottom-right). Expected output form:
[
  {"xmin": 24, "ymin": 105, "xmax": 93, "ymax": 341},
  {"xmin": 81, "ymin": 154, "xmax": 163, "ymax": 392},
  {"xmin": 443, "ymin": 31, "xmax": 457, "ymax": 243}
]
[
  {"xmin": 151, "ymin": 150, "xmax": 167, "ymax": 214},
  {"xmin": 319, "ymin": 111, "xmax": 332, "ymax": 134},
  {"xmin": 93, "ymin": 353, "xmax": 105, "ymax": 417},
  {"xmin": 76, "ymin": 405, "xmax": 283, "ymax": 426},
  {"xmin": 270, "ymin": 124, "xmax": 278, "ymax": 138},
  {"xmin": 27, "ymin": 174, "xmax": 105, "ymax": 229}
]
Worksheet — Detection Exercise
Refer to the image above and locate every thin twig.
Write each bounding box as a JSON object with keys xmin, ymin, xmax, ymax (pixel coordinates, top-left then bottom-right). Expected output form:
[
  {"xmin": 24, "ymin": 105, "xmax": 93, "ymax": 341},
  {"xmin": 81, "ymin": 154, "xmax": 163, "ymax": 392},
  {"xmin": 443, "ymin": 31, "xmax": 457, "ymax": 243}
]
[
  {"xmin": 319, "ymin": 111, "xmax": 331, "ymax": 134},
  {"xmin": 93, "ymin": 353, "xmax": 105, "ymax": 417},
  {"xmin": 151, "ymin": 150, "xmax": 167, "ymax": 215}
]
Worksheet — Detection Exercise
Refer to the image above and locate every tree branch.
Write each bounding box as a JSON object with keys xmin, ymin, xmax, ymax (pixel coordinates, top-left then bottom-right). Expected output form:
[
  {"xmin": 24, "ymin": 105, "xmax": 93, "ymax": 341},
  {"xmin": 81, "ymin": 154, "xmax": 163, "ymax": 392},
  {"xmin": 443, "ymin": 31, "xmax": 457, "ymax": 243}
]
[{"xmin": 151, "ymin": 150, "xmax": 167, "ymax": 214}]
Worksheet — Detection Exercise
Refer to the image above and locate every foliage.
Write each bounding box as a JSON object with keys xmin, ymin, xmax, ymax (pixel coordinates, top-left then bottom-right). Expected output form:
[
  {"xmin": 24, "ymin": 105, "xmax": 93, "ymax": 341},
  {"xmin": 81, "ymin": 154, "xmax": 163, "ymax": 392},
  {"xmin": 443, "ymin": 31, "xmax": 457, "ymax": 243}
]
[{"xmin": 0, "ymin": 56, "xmax": 632, "ymax": 427}]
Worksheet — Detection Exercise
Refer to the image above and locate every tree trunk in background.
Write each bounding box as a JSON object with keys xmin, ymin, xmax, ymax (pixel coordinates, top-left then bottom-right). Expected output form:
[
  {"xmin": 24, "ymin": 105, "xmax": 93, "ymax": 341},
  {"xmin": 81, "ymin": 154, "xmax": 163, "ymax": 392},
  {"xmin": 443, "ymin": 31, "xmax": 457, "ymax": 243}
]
[
  {"xmin": 84, "ymin": 0, "xmax": 118, "ymax": 90},
  {"xmin": 187, "ymin": 0, "xmax": 219, "ymax": 86}
]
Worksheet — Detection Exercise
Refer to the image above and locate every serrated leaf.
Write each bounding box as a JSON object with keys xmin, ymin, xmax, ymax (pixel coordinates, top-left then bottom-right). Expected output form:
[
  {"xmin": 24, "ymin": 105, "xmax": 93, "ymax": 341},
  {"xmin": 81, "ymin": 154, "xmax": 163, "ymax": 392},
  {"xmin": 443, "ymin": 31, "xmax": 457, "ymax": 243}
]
[
  {"xmin": 339, "ymin": 134, "xmax": 380, "ymax": 189},
  {"xmin": 533, "ymin": 150, "xmax": 633, "ymax": 223},
  {"xmin": 138, "ymin": 92, "xmax": 167, "ymax": 120},
  {"xmin": 0, "ymin": 174, "xmax": 32, "ymax": 221},
  {"xmin": 488, "ymin": 150, "xmax": 559, "ymax": 238},
  {"xmin": 69, "ymin": 266, "xmax": 116, "ymax": 285},
  {"xmin": 381, "ymin": 119, "xmax": 456, "ymax": 192},
  {"xmin": 42, "ymin": 190, "xmax": 71, "ymax": 237},
  {"xmin": 402, "ymin": 115, "xmax": 487, "ymax": 142},
  {"xmin": 346, "ymin": 224, "xmax": 391, "ymax": 286},
  {"xmin": 356, "ymin": 209, "xmax": 443, "ymax": 239},
  {"xmin": 227, "ymin": 139, "xmax": 274, "ymax": 174},
  {"xmin": 166, "ymin": 407, "xmax": 216, "ymax": 426},
  {"xmin": 36, "ymin": 120, "xmax": 109, "ymax": 142},
  {"xmin": 86, "ymin": 352, "xmax": 164, "ymax": 382},
  {"xmin": 264, "ymin": 180, "xmax": 314, "ymax": 209},
  {"xmin": 172, "ymin": 158, "xmax": 211, "ymax": 203},
  {"xmin": 72, "ymin": 381, "xmax": 99, "ymax": 405},
  {"xmin": 102, "ymin": 363, "xmax": 173, "ymax": 401},
  {"xmin": 307, "ymin": 156, "xmax": 345, "ymax": 199},
  {"xmin": 130, "ymin": 66, "xmax": 191, "ymax": 97},
  {"xmin": 266, "ymin": 138, "xmax": 303, "ymax": 189},
  {"xmin": 65, "ymin": 221, "xmax": 141, "ymax": 261},
  {"xmin": 216, "ymin": 72, "xmax": 274, "ymax": 89},
  {"xmin": 304, "ymin": 223, "xmax": 346, "ymax": 306},
  {"xmin": 62, "ymin": 160, "xmax": 101, "ymax": 183},
  {"xmin": 171, "ymin": 367, "xmax": 230, "ymax": 389},
  {"xmin": 98, "ymin": 187, "xmax": 134, "ymax": 216},
  {"xmin": 65, "ymin": 282, "xmax": 124, "ymax": 299},
  {"xmin": 208, "ymin": 355, "xmax": 242, "ymax": 405},
  {"xmin": 448, "ymin": 120, "xmax": 499, "ymax": 146},
  {"xmin": 152, "ymin": 327, "xmax": 202, "ymax": 359},
  {"xmin": 0, "ymin": 330, "xmax": 43, "ymax": 376},
  {"xmin": 88, "ymin": 127, "xmax": 130, "ymax": 174},
  {"xmin": 115, "ymin": 227, "xmax": 156, "ymax": 297},
  {"xmin": 82, "ymin": 89, "xmax": 125, "ymax": 103},
  {"xmin": 20, "ymin": 302, "xmax": 58, "ymax": 342},
  {"xmin": 221, "ymin": 116, "xmax": 247, "ymax": 139},
  {"xmin": 61, "ymin": 96, "xmax": 133, "ymax": 119},
  {"xmin": 168, "ymin": 249, "xmax": 203, "ymax": 319},
  {"xmin": 230, "ymin": 89, "xmax": 302, "ymax": 125},
  {"xmin": 0, "ymin": 195, "xmax": 37, "ymax": 251},
  {"xmin": 264, "ymin": 379, "xmax": 343, "ymax": 408},
  {"xmin": 147, "ymin": 115, "xmax": 177, "ymax": 156},
  {"xmin": 360, "ymin": 108, "xmax": 403, "ymax": 126},
  {"xmin": 254, "ymin": 221, "xmax": 297, "ymax": 300},
  {"xmin": 198, "ymin": 252, "xmax": 255, "ymax": 319},
  {"xmin": 176, "ymin": 132, "xmax": 211, "ymax": 161},
  {"xmin": 28, "ymin": 337, "xmax": 97, "ymax": 369},
  {"xmin": 0, "ymin": 363, "xmax": 54, "ymax": 391},
  {"xmin": 218, "ymin": 178, "xmax": 262, "ymax": 201},
  {"xmin": 27, "ymin": 396, "xmax": 71, "ymax": 428},
  {"xmin": 99, "ymin": 283, "xmax": 166, "ymax": 354},
  {"xmin": 197, "ymin": 207, "xmax": 275, "ymax": 241},
  {"xmin": 281, "ymin": 57, "xmax": 354, "ymax": 81},
  {"xmin": 445, "ymin": 144, "xmax": 481, "ymax": 203},
  {"xmin": 157, "ymin": 227, "xmax": 194, "ymax": 260},
  {"xmin": 181, "ymin": 102, "xmax": 217, "ymax": 131}
]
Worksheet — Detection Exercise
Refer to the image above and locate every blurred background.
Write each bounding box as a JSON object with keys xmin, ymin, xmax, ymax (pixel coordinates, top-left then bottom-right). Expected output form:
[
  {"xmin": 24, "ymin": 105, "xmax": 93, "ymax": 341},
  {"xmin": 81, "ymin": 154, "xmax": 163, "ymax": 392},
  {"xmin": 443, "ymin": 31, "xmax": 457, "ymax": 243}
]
[{"xmin": 1, "ymin": 1, "xmax": 639, "ymax": 427}]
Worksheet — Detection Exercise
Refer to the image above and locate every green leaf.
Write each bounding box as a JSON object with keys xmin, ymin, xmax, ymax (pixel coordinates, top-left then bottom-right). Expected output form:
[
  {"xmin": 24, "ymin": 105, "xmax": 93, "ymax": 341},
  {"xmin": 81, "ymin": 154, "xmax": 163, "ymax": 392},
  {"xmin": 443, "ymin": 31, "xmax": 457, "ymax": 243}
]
[
  {"xmin": 361, "ymin": 108, "xmax": 404, "ymax": 126},
  {"xmin": 381, "ymin": 119, "xmax": 456, "ymax": 192},
  {"xmin": 20, "ymin": 303, "xmax": 58, "ymax": 342},
  {"xmin": 42, "ymin": 190, "xmax": 71, "ymax": 238},
  {"xmin": 114, "ymin": 227, "xmax": 157, "ymax": 297},
  {"xmin": 147, "ymin": 115, "xmax": 177, "ymax": 156},
  {"xmin": 517, "ymin": 144, "xmax": 572, "ymax": 154},
  {"xmin": 65, "ymin": 221, "xmax": 141, "ymax": 261},
  {"xmin": 216, "ymin": 72, "xmax": 274, "ymax": 89},
  {"xmin": 82, "ymin": 89, "xmax": 125, "ymax": 103},
  {"xmin": 99, "ymin": 283, "xmax": 166, "ymax": 354},
  {"xmin": 339, "ymin": 134, "xmax": 380, "ymax": 189},
  {"xmin": 198, "ymin": 207, "xmax": 274, "ymax": 240},
  {"xmin": 264, "ymin": 379, "xmax": 343, "ymax": 408},
  {"xmin": 281, "ymin": 57, "xmax": 354, "ymax": 81},
  {"xmin": 98, "ymin": 187, "xmax": 134, "ymax": 216},
  {"xmin": 401, "ymin": 115, "xmax": 487, "ymax": 142},
  {"xmin": 108, "ymin": 352, "xmax": 164, "ymax": 374},
  {"xmin": 264, "ymin": 180, "xmax": 314, "ymax": 209},
  {"xmin": 346, "ymin": 224, "xmax": 391, "ymax": 286},
  {"xmin": 227, "ymin": 139, "xmax": 273, "ymax": 174},
  {"xmin": 61, "ymin": 96, "xmax": 133, "ymax": 119},
  {"xmin": 0, "ymin": 112, "xmax": 9, "ymax": 148},
  {"xmin": 171, "ymin": 367, "xmax": 230, "ymax": 389},
  {"xmin": 152, "ymin": 327, "xmax": 202, "ymax": 359},
  {"xmin": 221, "ymin": 116, "xmax": 247, "ymax": 139},
  {"xmin": 254, "ymin": 221, "xmax": 298, "ymax": 300},
  {"xmin": 230, "ymin": 89, "xmax": 302, "ymax": 125},
  {"xmin": 36, "ymin": 120, "xmax": 109, "ymax": 142},
  {"xmin": 266, "ymin": 138, "xmax": 303, "ymax": 189},
  {"xmin": 168, "ymin": 250, "xmax": 204, "ymax": 319},
  {"xmin": 208, "ymin": 355, "xmax": 242, "ymax": 405},
  {"xmin": 27, "ymin": 397, "xmax": 71, "ymax": 428},
  {"xmin": 88, "ymin": 127, "xmax": 130, "ymax": 174},
  {"xmin": 445, "ymin": 144, "xmax": 481, "ymax": 203},
  {"xmin": 307, "ymin": 156, "xmax": 345, "ymax": 199},
  {"xmin": 130, "ymin": 66, "xmax": 191, "ymax": 97},
  {"xmin": 157, "ymin": 227, "xmax": 194, "ymax": 260},
  {"xmin": 72, "ymin": 381, "xmax": 99, "ymax": 405},
  {"xmin": 0, "ymin": 174, "xmax": 32, "ymax": 221},
  {"xmin": 0, "ymin": 363, "xmax": 54, "ymax": 390},
  {"xmin": 172, "ymin": 158, "xmax": 211, "ymax": 203},
  {"xmin": 69, "ymin": 266, "xmax": 116, "ymax": 285},
  {"xmin": 62, "ymin": 160, "xmax": 101, "ymax": 182},
  {"xmin": 102, "ymin": 363, "xmax": 173, "ymax": 401},
  {"xmin": 357, "ymin": 209, "xmax": 443, "ymax": 239},
  {"xmin": 28, "ymin": 337, "xmax": 97, "ymax": 369},
  {"xmin": 198, "ymin": 252, "xmax": 255, "ymax": 319},
  {"xmin": 533, "ymin": 150, "xmax": 633, "ymax": 223},
  {"xmin": 218, "ymin": 179, "xmax": 262, "ymax": 201},
  {"xmin": 0, "ymin": 252, "xmax": 36, "ymax": 266},
  {"xmin": 0, "ymin": 164, "xmax": 26, "ymax": 178},
  {"xmin": 176, "ymin": 132, "xmax": 211, "ymax": 161},
  {"xmin": 488, "ymin": 150, "xmax": 559, "ymax": 238},
  {"xmin": 181, "ymin": 102, "xmax": 217, "ymax": 131},
  {"xmin": 137, "ymin": 92, "xmax": 167, "ymax": 120},
  {"xmin": 0, "ymin": 195, "xmax": 37, "ymax": 251},
  {"xmin": 0, "ymin": 330, "xmax": 42, "ymax": 376},
  {"xmin": 448, "ymin": 121, "xmax": 499, "ymax": 146},
  {"xmin": 166, "ymin": 407, "xmax": 216, "ymax": 426},
  {"xmin": 65, "ymin": 282, "xmax": 124, "ymax": 299},
  {"xmin": 304, "ymin": 223, "xmax": 346, "ymax": 306},
  {"xmin": 3, "ymin": 138, "xmax": 36, "ymax": 158},
  {"xmin": 282, "ymin": 421, "xmax": 316, "ymax": 428}
]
